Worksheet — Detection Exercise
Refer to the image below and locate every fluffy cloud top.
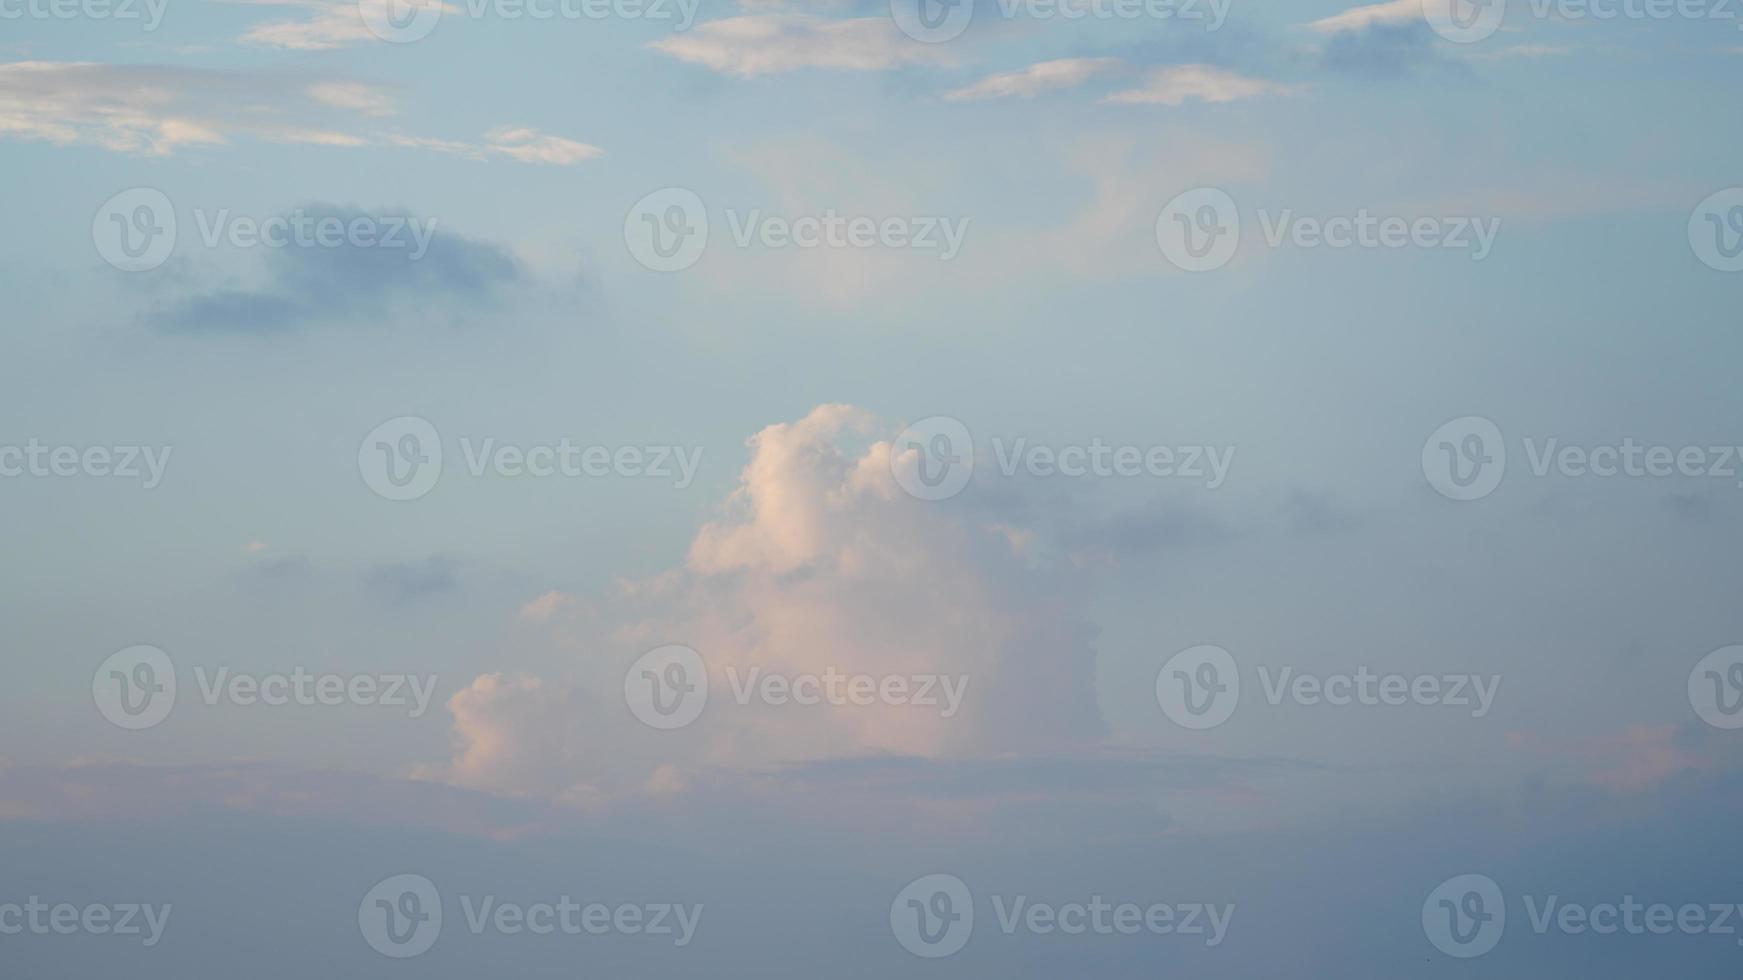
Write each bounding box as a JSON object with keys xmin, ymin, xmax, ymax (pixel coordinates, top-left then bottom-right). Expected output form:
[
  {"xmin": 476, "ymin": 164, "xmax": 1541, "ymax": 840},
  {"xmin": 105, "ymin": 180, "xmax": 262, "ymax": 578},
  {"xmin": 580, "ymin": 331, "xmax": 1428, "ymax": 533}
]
[
  {"xmin": 1304, "ymin": 0, "xmax": 1425, "ymax": 33},
  {"xmin": 0, "ymin": 61, "xmax": 597, "ymax": 163},
  {"xmin": 944, "ymin": 57, "xmax": 1122, "ymax": 102},
  {"xmin": 419, "ymin": 405, "xmax": 1106, "ymax": 804},
  {"xmin": 1102, "ymin": 64, "xmax": 1302, "ymax": 107},
  {"xmin": 649, "ymin": 15, "xmax": 949, "ymax": 77}
]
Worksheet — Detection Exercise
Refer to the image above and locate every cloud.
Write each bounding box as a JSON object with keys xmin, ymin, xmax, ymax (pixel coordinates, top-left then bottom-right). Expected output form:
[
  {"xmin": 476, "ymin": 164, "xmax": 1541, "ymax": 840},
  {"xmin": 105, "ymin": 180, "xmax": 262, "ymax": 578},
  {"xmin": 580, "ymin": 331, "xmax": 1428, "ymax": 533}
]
[
  {"xmin": 147, "ymin": 206, "xmax": 521, "ymax": 333},
  {"xmin": 232, "ymin": 0, "xmax": 458, "ymax": 50},
  {"xmin": 305, "ymin": 81, "xmax": 397, "ymax": 115},
  {"xmin": 416, "ymin": 673, "xmax": 610, "ymax": 805},
  {"xmin": 943, "ymin": 57, "xmax": 1121, "ymax": 101},
  {"xmin": 387, "ymin": 126, "xmax": 604, "ymax": 165},
  {"xmin": 649, "ymin": 15, "xmax": 950, "ymax": 77},
  {"xmin": 1102, "ymin": 64, "xmax": 1301, "ymax": 106},
  {"xmin": 519, "ymin": 590, "xmax": 580, "ymax": 621},
  {"xmin": 417, "ymin": 405, "xmax": 1108, "ymax": 802},
  {"xmin": 0, "ymin": 62, "xmax": 600, "ymax": 165},
  {"xmin": 1304, "ymin": 0, "xmax": 1423, "ymax": 33},
  {"xmin": 366, "ymin": 556, "xmax": 463, "ymax": 602},
  {"xmin": 0, "ymin": 61, "xmax": 368, "ymax": 154},
  {"xmin": 1509, "ymin": 723, "xmax": 1713, "ymax": 795}
]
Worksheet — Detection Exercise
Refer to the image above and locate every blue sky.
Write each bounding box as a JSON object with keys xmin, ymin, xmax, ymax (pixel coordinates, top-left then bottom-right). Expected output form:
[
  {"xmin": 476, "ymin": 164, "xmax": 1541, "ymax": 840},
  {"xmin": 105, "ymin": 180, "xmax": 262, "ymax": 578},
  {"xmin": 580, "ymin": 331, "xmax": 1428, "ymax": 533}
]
[{"xmin": 3, "ymin": 0, "xmax": 1743, "ymax": 975}]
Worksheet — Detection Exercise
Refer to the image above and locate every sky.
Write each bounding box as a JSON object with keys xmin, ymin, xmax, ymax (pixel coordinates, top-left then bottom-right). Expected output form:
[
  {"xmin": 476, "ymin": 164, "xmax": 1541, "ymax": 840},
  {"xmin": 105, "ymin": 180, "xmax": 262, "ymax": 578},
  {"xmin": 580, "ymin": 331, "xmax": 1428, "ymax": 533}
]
[{"xmin": 3, "ymin": 0, "xmax": 1743, "ymax": 975}]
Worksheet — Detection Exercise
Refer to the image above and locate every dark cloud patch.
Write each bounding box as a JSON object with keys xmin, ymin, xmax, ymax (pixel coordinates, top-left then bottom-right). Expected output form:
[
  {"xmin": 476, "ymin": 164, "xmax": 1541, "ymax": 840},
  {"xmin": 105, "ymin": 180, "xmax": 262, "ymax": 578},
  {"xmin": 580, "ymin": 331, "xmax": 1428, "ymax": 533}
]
[
  {"xmin": 1319, "ymin": 22, "xmax": 1454, "ymax": 77},
  {"xmin": 147, "ymin": 205, "xmax": 519, "ymax": 334},
  {"xmin": 1283, "ymin": 489, "xmax": 1361, "ymax": 535},
  {"xmin": 365, "ymin": 556, "xmax": 462, "ymax": 603}
]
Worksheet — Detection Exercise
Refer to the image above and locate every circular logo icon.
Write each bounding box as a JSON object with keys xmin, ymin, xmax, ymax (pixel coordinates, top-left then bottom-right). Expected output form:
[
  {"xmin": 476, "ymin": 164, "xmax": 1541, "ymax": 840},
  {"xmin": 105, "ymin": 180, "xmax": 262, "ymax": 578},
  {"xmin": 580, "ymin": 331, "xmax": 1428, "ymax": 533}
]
[
  {"xmin": 1688, "ymin": 188, "xmax": 1743, "ymax": 273},
  {"xmin": 1422, "ymin": 416, "xmax": 1505, "ymax": 501},
  {"xmin": 1689, "ymin": 645, "xmax": 1743, "ymax": 730},
  {"xmin": 93, "ymin": 645, "xmax": 177, "ymax": 730},
  {"xmin": 890, "ymin": 873, "xmax": 973, "ymax": 958},
  {"xmin": 625, "ymin": 188, "xmax": 708, "ymax": 272},
  {"xmin": 359, "ymin": 874, "xmax": 442, "ymax": 957},
  {"xmin": 1421, "ymin": 0, "xmax": 1504, "ymax": 43},
  {"xmin": 360, "ymin": 416, "xmax": 443, "ymax": 502},
  {"xmin": 358, "ymin": 0, "xmax": 442, "ymax": 43},
  {"xmin": 890, "ymin": 0, "xmax": 973, "ymax": 43},
  {"xmin": 93, "ymin": 188, "xmax": 176, "ymax": 273},
  {"xmin": 889, "ymin": 416, "xmax": 974, "ymax": 501},
  {"xmin": 1422, "ymin": 873, "xmax": 1505, "ymax": 958},
  {"xmin": 1156, "ymin": 644, "xmax": 1239, "ymax": 730},
  {"xmin": 1157, "ymin": 188, "xmax": 1239, "ymax": 272},
  {"xmin": 625, "ymin": 644, "xmax": 708, "ymax": 730}
]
